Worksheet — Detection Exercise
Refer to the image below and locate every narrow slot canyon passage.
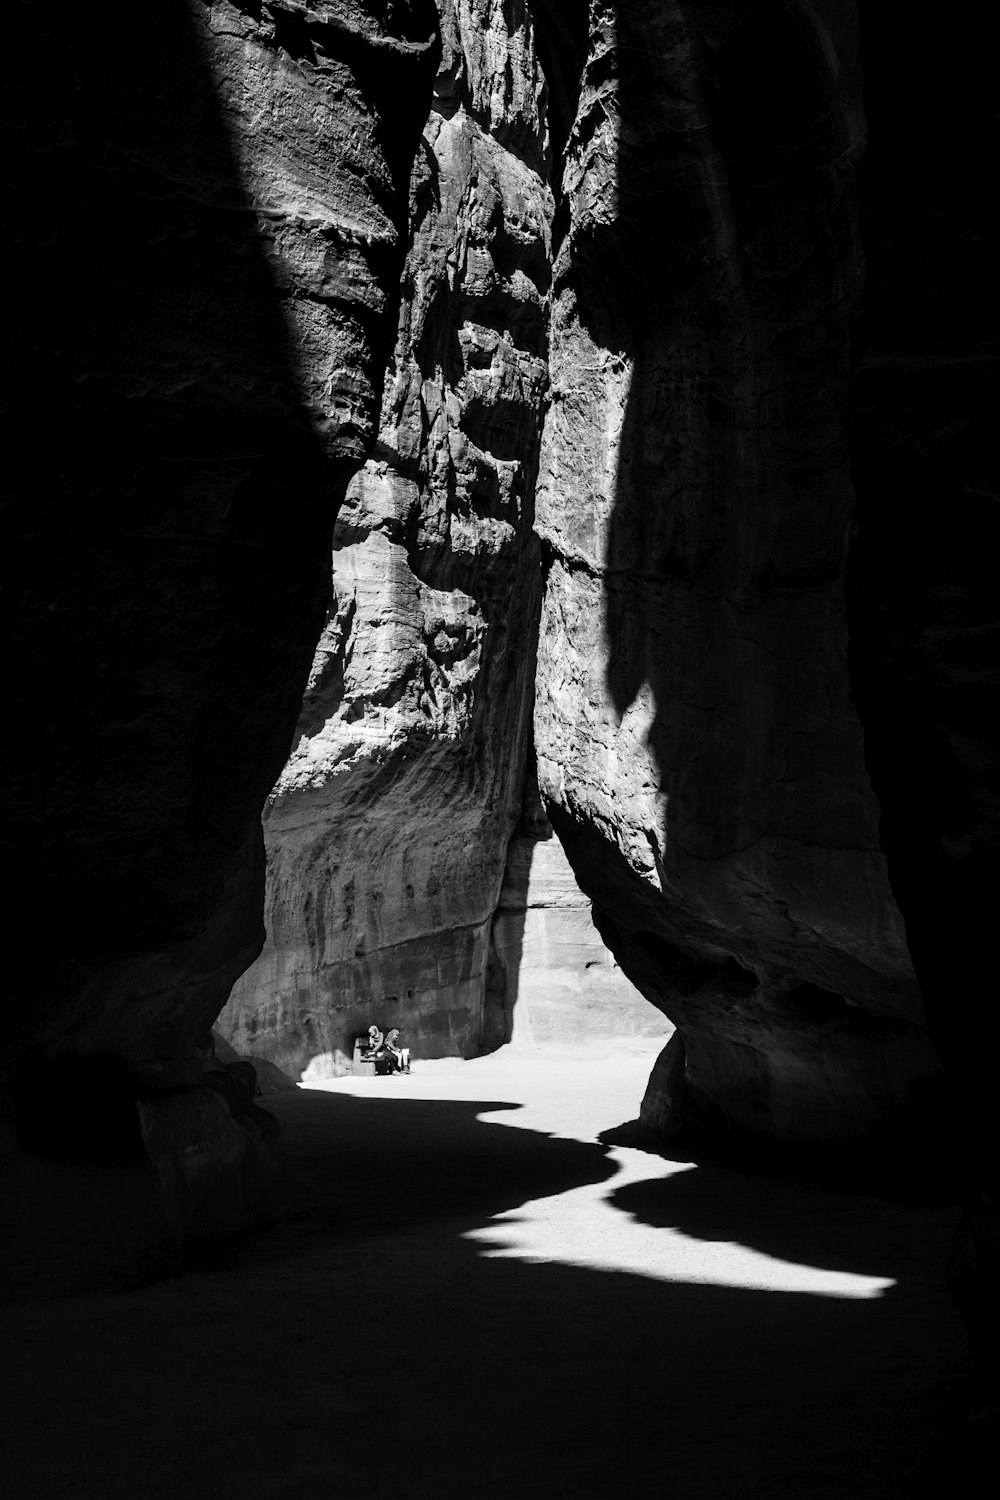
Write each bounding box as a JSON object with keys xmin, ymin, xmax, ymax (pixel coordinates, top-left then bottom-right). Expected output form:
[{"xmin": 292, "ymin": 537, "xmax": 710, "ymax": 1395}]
[
  {"xmin": 1, "ymin": 1047, "xmax": 971, "ymax": 1499},
  {"xmin": 3, "ymin": 3, "xmax": 997, "ymax": 1492}
]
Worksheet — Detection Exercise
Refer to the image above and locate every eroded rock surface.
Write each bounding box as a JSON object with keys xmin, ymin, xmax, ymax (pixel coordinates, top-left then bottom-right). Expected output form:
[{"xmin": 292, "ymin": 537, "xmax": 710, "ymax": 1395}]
[
  {"xmin": 533, "ymin": 1, "xmax": 941, "ymax": 1145},
  {"xmin": 2, "ymin": 0, "xmax": 437, "ymax": 1292},
  {"xmin": 218, "ymin": 0, "xmax": 551, "ymax": 1074}
]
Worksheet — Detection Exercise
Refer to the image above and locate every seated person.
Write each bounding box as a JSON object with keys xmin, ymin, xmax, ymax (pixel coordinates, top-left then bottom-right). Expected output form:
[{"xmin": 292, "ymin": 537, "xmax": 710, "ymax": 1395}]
[
  {"xmin": 382, "ymin": 1028, "xmax": 409, "ymax": 1073},
  {"xmin": 359, "ymin": 1024, "xmax": 383, "ymax": 1060}
]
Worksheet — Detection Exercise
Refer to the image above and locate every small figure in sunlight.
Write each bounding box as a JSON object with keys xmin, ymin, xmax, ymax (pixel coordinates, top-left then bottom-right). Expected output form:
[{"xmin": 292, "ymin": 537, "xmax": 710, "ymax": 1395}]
[
  {"xmin": 383, "ymin": 1027, "xmax": 410, "ymax": 1074},
  {"xmin": 361, "ymin": 1025, "xmax": 383, "ymax": 1060},
  {"xmin": 354, "ymin": 1023, "xmax": 409, "ymax": 1075}
]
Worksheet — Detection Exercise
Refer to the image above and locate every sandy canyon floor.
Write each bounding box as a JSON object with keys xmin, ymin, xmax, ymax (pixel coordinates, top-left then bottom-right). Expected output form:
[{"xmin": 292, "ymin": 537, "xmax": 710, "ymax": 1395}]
[{"xmin": 1, "ymin": 1043, "xmax": 976, "ymax": 1498}]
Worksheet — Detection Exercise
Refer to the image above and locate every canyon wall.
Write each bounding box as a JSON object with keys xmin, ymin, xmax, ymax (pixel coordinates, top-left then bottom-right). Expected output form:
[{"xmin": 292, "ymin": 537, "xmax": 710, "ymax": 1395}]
[
  {"xmin": 6, "ymin": 0, "xmax": 995, "ymax": 1304},
  {"xmin": 218, "ymin": 0, "xmax": 557, "ymax": 1074},
  {"xmin": 1, "ymin": 0, "xmax": 438, "ymax": 1290},
  {"xmin": 533, "ymin": 0, "xmax": 942, "ymax": 1146},
  {"xmin": 221, "ymin": 1, "xmax": 963, "ymax": 1163},
  {"xmin": 491, "ymin": 770, "xmax": 671, "ymax": 1047}
]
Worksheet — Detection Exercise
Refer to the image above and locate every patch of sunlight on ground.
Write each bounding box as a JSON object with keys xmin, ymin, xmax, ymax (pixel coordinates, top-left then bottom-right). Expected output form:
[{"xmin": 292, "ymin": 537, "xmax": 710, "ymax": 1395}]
[
  {"xmin": 463, "ymin": 1142, "xmax": 894, "ymax": 1298},
  {"xmin": 303, "ymin": 1043, "xmax": 897, "ymax": 1302}
]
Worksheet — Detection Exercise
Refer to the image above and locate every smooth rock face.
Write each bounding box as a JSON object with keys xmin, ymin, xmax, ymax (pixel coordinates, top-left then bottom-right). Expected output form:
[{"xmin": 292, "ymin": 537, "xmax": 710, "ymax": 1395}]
[
  {"xmin": 491, "ymin": 833, "xmax": 671, "ymax": 1048},
  {"xmin": 533, "ymin": 0, "xmax": 941, "ymax": 1144},
  {"xmin": 490, "ymin": 778, "xmax": 671, "ymax": 1049},
  {"xmin": 1, "ymin": 0, "xmax": 437, "ymax": 1290},
  {"xmin": 218, "ymin": 0, "xmax": 551, "ymax": 1074}
]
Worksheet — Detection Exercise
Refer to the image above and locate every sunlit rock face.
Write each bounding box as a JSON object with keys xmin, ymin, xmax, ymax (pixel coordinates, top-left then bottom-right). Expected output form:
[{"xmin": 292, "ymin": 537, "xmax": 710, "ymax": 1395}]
[
  {"xmin": 218, "ymin": 0, "xmax": 551, "ymax": 1074},
  {"xmin": 489, "ymin": 771, "xmax": 671, "ymax": 1049},
  {"xmin": 533, "ymin": 0, "xmax": 942, "ymax": 1144},
  {"xmin": 1, "ymin": 0, "xmax": 437, "ymax": 1289}
]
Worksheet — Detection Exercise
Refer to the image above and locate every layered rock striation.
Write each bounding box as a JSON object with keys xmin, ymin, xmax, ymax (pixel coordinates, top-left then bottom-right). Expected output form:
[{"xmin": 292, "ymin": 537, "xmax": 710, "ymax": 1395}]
[
  {"xmin": 218, "ymin": 0, "xmax": 553, "ymax": 1073},
  {"xmin": 221, "ymin": 1, "xmax": 964, "ymax": 1164}
]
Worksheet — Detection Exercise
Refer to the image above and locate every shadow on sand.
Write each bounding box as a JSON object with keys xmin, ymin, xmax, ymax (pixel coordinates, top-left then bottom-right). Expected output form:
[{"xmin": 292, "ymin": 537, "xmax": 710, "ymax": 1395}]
[{"xmin": 1, "ymin": 1086, "xmax": 974, "ymax": 1500}]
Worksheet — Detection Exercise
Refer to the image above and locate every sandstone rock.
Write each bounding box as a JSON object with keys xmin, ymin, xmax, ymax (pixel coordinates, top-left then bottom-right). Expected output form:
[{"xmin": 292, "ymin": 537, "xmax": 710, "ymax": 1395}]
[
  {"xmin": 222, "ymin": 1, "xmax": 948, "ymax": 1162},
  {"xmin": 2, "ymin": 0, "xmax": 438, "ymax": 1069},
  {"xmin": 1, "ymin": 0, "xmax": 437, "ymax": 1289},
  {"xmin": 4, "ymin": 0, "xmax": 993, "ymax": 1320},
  {"xmin": 846, "ymin": 7, "xmax": 1000, "ymax": 1396},
  {"xmin": 246, "ymin": 1057, "xmax": 301, "ymax": 1095},
  {"xmin": 532, "ymin": 0, "xmax": 942, "ymax": 1144},
  {"xmin": 217, "ymin": 0, "xmax": 551, "ymax": 1073},
  {"xmin": 209, "ymin": 1031, "xmax": 243, "ymax": 1068},
  {"xmin": 204, "ymin": 1059, "xmax": 260, "ymax": 1107},
  {"xmin": 2, "ymin": 1075, "xmax": 287, "ymax": 1302},
  {"xmin": 138, "ymin": 1083, "xmax": 286, "ymax": 1251},
  {"xmin": 209, "ymin": 1031, "xmax": 298, "ymax": 1093}
]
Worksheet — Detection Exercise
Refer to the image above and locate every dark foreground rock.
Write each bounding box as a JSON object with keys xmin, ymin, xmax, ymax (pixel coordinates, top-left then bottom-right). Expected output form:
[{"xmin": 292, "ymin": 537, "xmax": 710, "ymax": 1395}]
[
  {"xmin": 2, "ymin": 6, "xmax": 997, "ymax": 1400},
  {"xmin": 1, "ymin": 1, "xmax": 437, "ymax": 1290},
  {"xmin": 0, "ymin": 1064, "xmax": 976, "ymax": 1498},
  {"xmin": 847, "ymin": 3, "xmax": 1000, "ymax": 1408},
  {"xmin": 2, "ymin": 1060, "xmax": 285, "ymax": 1301}
]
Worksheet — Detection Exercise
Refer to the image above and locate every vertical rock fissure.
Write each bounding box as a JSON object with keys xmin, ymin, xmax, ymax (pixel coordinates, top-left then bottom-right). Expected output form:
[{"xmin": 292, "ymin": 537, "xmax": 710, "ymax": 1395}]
[{"xmin": 218, "ymin": 1, "xmax": 957, "ymax": 1167}]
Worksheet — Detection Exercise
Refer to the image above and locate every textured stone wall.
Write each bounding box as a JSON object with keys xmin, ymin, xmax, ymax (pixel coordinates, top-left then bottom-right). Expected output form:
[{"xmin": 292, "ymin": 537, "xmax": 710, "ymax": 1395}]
[
  {"xmin": 533, "ymin": 0, "xmax": 942, "ymax": 1145},
  {"xmin": 218, "ymin": 0, "xmax": 551, "ymax": 1074},
  {"xmin": 3, "ymin": 0, "xmax": 438, "ymax": 1073},
  {"xmin": 4, "ymin": 0, "xmax": 996, "ymax": 1324},
  {"xmin": 1, "ymin": 0, "xmax": 437, "ymax": 1291}
]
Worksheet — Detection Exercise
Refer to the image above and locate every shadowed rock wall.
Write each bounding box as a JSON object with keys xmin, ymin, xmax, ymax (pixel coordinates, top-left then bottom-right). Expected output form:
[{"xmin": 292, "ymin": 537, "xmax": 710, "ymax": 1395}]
[
  {"xmin": 1, "ymin": 0, "xmax": 437, "ymax": 1291},
  {"xmin": 217, "ymin": 0, "xmax": 551, "ymax": 1074},
  {"xmin": 220, "ymin": 2, "xmax": 977, "ymax": 1169},
  {"xmin": 846, "ymin": 5, "xmax": 1000, "ymax": 1387},
  {"xmin": 533, "ymin": 0, "xmax": 942, "ymax": 1145},
  {"xmin": 3, "ymin": 1, "xmax": 995, "ymax": 1338},
  {"xmin": 848, "ymin": 7, "xmax": 1000, "ymax": 1148}
]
